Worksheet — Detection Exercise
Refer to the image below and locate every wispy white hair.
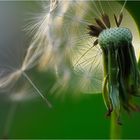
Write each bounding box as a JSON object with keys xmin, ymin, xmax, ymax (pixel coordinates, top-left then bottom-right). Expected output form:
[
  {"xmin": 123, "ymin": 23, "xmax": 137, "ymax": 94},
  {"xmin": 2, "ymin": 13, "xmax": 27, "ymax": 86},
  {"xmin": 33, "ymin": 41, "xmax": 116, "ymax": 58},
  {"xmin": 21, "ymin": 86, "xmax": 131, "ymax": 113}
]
[
  {"xmin": 0, "ymin": 1, "xmax": 51, "ymax": 107},
  {"xmin": 27, "ymin": 0, "xmax": 140, "ymax": 96}
]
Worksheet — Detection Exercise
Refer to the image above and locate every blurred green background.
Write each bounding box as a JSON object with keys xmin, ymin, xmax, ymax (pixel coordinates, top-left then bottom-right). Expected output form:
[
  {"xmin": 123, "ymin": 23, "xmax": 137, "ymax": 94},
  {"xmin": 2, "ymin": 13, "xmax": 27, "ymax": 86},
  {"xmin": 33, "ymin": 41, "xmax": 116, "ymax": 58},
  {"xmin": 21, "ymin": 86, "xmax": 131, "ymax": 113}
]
[{"xmin": 0, "ymin": 1, "xmax": 140, "ymax": 139}]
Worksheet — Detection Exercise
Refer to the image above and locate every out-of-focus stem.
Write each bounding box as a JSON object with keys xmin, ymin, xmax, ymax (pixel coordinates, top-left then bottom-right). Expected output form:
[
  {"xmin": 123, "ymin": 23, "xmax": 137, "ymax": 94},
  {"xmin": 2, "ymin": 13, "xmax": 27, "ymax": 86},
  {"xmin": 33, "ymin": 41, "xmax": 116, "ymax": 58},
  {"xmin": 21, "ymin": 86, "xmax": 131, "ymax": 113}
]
[
  {"xmin": 3, "ymin": 103, "xmax": 17, "ymax": 138},
  {"xmin": 110, "ymin": 111, "xmax": 122, "ymax": 139}
]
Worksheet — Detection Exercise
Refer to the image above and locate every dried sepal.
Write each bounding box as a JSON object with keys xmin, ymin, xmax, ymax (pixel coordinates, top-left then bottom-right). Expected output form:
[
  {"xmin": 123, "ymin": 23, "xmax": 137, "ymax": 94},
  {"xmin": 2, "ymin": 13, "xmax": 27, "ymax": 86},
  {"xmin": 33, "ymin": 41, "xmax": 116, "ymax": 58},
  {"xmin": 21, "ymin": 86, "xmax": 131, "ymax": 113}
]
[
  {"xmin": 87, "ymin": 25, "xmax": 102, "ymax": 37},
  {"xmin": 118, "ymin": 13, "xmax": 123, "ymax": 27},
  {"xmin": 95, "ymin": 18, "xmax": 106, "ymax": 29},
  {"xmin": 102, "ymin": 14, "xmax": 111, "ymax": 28},
  {"xmin": 114, "ymin": 13, "xmax": 123, "ymax": 27},
  {"xmin": 93, "ymin": 39, "xmax": 98, "ymax": 46}
]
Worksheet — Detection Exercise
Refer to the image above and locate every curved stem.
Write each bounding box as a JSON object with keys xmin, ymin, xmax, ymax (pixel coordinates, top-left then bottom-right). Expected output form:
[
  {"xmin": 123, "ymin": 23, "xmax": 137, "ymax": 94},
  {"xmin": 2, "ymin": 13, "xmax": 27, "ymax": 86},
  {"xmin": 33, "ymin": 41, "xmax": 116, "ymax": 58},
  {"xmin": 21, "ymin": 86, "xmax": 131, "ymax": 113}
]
[{"xmin": 110, "ymin": 112, "xmax": 122, "ymax": 139}]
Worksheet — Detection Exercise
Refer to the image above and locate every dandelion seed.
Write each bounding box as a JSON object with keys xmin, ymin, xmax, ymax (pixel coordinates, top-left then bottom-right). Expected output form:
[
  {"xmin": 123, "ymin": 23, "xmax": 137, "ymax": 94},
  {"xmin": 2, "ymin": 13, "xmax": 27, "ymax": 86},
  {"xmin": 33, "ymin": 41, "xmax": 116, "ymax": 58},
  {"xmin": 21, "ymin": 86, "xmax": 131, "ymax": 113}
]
[
  {"xmin": 0, "ymin": 1, "xmax": 51, "ymax": 107},
  {"xmin": 27, "ymin": 0, "xmax": 80, "ymax": 96}
]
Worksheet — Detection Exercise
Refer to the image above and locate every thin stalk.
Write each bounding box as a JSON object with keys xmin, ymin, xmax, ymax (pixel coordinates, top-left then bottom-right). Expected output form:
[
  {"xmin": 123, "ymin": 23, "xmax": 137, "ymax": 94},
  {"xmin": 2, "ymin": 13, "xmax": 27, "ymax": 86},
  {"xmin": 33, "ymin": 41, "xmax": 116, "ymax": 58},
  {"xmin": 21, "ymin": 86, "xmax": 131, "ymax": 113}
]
[
  {"xmin": 3, "ymin": 103, "xmax": 17, "ymax": 138},
  {"xmin": 110, "ymin": 111, "xmax": 122, "ymax": 139},
  {"xmin": 22, "ymin": 72, "xmax": 52, "ymax": 108}
]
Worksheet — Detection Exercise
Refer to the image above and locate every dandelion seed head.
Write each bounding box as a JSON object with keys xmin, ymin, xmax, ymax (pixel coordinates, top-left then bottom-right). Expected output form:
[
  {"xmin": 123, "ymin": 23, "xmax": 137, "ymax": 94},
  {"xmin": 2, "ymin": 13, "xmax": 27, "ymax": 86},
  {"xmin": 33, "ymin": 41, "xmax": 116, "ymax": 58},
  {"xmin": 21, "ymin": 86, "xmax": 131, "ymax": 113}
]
[{"xmin": 99, "ymin": 27, "xmax": 132, "ymax": 47}]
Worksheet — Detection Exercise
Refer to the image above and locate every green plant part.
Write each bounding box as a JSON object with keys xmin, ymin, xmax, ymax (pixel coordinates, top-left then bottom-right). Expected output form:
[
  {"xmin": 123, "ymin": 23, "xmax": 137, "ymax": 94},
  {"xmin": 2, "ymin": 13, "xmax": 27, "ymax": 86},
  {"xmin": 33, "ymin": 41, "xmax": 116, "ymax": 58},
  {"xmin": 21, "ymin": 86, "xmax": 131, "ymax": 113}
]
[{"xmin": 88, "ymin": 13, "xmax": 140, "ymax": 124}]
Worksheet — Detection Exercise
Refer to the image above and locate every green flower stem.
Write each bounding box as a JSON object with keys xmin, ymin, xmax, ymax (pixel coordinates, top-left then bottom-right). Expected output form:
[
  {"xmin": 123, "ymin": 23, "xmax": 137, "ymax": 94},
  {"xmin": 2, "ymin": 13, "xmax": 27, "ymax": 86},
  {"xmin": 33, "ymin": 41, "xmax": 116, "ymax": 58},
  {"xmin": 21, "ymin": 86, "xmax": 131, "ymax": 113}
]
[{"xmin": 110, "ymin": 111, "xmax": 122, "ymax": 139}]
